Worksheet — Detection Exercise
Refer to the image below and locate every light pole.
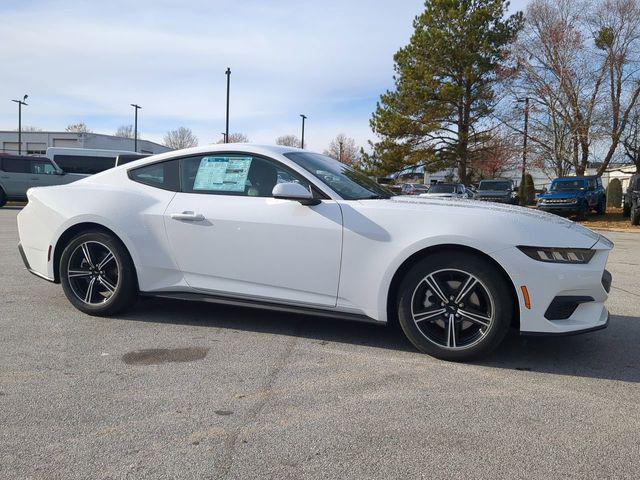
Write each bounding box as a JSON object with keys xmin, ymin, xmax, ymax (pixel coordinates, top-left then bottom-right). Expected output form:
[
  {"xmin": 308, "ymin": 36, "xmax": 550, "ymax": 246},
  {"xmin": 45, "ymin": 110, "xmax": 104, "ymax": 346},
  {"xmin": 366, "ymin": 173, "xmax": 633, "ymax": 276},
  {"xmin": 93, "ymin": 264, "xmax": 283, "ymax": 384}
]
[
  {"xmin": 300, "ymin": 114, "xmax": 307, "ymax": 149},
  {"xmin": 225, "ymin": 68, "xmax": 231, "ymax": 143},
  {"xmin": 221, "ymin": 132, "xmax": 227, "ymax": 143},
  {"xmin": 130, "ymin": 104, "xmax": 141, "ymax": 152},
  {"xmin": 517, "ymin": 97, "xmax": 529, "ymax": 205},
  {"xmin": 12, "ymin": 95, "xmax": 28, "ymax": 155}
]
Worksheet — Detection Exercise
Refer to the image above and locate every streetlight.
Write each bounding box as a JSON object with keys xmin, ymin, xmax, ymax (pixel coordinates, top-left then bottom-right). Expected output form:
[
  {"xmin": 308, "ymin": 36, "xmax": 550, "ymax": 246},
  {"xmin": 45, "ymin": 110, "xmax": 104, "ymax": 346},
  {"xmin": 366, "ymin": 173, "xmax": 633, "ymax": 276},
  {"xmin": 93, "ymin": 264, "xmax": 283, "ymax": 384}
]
[
  {"xmin": 225, "ymin": 67, "xmax": 231, "ymax": 143},
  {"xmin": 300, "ymin": 114, "xmax": 307, "ymax": 149},
  {"xmin": 221, "ymin": 132, "xmax": 227, "ymax": 143},
  {"xmin": 11, "ymin": 95, "xmax": 28, "ymax": 155},
  {"xmin": 516, "ymin": 97, "xmax": 529, "ymax": 205},
  {"xmin": 130, "ymin": 103, "xmax": 141, "ymax": 153}
]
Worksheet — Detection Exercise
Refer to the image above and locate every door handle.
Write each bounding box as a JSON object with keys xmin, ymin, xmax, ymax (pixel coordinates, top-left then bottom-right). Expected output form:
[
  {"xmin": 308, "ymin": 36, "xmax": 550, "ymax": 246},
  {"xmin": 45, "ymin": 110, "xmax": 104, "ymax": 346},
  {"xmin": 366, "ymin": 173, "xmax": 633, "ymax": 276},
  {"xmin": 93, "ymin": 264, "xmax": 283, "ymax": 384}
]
[{"xmin": 170, "ymin": 211, "xmax": 205, "ymax": 222}]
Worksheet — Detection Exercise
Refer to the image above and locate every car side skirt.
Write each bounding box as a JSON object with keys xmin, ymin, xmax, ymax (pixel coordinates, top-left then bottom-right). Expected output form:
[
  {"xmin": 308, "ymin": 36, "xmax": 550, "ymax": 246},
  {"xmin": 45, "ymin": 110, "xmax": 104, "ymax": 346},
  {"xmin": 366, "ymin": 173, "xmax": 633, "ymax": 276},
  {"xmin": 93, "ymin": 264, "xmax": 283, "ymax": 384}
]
[{"xmin": 142, "ymin": 291, "xmax": 382, "ymax": 324}]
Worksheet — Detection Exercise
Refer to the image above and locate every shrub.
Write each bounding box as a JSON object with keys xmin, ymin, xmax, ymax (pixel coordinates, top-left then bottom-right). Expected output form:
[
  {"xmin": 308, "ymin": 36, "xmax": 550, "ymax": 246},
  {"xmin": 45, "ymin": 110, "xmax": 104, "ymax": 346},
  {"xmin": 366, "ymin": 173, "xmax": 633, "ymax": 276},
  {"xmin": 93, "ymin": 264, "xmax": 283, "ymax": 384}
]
[
  {"xmin": 606, "ymin": 178, "xmax": 622, "ymax": 207},
  {"xmin": 519, "ymin": 174, "xmax": 536, "ymax": 205}
]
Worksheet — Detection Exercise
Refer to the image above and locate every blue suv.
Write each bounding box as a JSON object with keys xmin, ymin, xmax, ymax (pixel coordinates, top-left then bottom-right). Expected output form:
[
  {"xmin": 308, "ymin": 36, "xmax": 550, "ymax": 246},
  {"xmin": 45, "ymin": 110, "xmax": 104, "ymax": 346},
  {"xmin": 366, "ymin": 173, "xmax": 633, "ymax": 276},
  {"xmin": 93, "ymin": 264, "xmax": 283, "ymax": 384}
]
[{"xmin": 537, "ymin": 176, "xmax": 606, "ymax": 220}]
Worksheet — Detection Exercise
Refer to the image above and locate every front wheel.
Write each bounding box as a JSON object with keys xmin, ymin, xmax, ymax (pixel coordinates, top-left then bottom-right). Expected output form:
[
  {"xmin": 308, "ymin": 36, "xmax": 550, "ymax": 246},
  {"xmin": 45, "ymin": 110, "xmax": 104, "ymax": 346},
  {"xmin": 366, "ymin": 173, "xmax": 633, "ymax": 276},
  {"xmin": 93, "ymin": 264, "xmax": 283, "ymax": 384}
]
[
  {"xmin": 396, "ymin": 252, "xmax": 513, "ymax": 361},
  {"xmin": 632, "ymin": 206, "xmax": 640, "ymax": 226},
  {"xmin": 60, "ymin": 231, "xmax": 138, "ymax": 316}
]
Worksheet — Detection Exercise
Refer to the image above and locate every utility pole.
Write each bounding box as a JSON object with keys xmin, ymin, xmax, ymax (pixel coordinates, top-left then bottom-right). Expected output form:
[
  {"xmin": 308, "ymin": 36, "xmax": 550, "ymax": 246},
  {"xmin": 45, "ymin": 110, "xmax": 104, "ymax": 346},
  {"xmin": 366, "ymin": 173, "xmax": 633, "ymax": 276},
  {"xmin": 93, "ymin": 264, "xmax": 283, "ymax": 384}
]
[
  {"xmin": 225, "ymin": 68, "xmax": 231, "ymax": 143},
  {"xmin": 338, "ymin": 139, "xmax": 344, "ymax": 163},
  {"xmin": 12, "ymin": 95, "xmax": 28, "ymax": 155},
  {"xmin": 130, "ymin": 104, "xmax": 141, "ymax": 152},
  {"xmin": 300, "ymin": 114, "xmax": 307, "ymax": 149}
]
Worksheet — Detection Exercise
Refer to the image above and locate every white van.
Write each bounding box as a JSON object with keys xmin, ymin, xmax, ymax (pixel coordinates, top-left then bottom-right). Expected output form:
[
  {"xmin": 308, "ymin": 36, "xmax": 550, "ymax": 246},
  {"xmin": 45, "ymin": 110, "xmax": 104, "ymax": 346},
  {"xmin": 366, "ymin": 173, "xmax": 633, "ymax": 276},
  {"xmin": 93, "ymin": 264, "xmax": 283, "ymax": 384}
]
[{"xmin": 46, "ymin": 147, "xmax": 138, "ymax": 178}]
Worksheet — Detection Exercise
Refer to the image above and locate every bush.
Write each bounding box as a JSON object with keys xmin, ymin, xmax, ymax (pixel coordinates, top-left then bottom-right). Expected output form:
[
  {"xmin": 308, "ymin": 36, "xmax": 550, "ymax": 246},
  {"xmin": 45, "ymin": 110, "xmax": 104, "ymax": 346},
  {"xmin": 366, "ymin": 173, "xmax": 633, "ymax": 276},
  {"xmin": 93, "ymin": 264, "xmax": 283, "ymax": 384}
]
[
  {"xmin": 519, "ymin": 174, "xmax": 536, "ymax": 205},
  {"xmin": 606, "ymin": 178, "xmax": 622, "ymax": 207}
]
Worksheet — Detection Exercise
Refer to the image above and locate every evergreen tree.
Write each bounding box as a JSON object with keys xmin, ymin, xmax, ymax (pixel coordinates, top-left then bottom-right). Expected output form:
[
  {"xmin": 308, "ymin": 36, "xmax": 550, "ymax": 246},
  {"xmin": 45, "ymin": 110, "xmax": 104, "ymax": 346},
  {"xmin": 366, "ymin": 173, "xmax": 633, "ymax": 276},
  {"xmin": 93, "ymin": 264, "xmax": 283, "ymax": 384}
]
[
  {"xmin": 607, "ymin": 178, "xmax": 623, "ymax": 208},
  {"xmin": 366, "ymin": 0, "xmax": 523, "ymax": 181}
]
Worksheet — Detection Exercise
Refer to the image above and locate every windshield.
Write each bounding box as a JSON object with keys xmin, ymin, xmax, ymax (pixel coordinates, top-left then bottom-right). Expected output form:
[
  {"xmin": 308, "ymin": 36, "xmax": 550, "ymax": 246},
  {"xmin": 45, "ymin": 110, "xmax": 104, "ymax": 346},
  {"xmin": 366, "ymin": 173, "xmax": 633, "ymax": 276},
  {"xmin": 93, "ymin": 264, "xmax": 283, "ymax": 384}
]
[
  {"xmin": 479, "ymin": 181, "xmax": 511, "ymax": 191},
  {"xmin": 428, "ymin": 184, "xmax": 456, "ymax": 193},
  {"xmin": 550, "ymin": 179, "xmax": 587, "ymax": 191},
  {"xmin": 283, "ymin": 152, "xmax": 394, "ymax": 200}
]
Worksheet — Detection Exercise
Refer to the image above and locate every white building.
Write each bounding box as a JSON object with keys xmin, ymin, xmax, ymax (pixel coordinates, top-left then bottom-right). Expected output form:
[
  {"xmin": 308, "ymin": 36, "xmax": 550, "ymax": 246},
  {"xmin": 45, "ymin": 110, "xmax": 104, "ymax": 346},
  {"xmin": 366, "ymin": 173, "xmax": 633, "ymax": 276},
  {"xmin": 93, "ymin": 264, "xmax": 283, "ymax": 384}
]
[{"xmin": 0, "ymin": 130, "xmax": 170, "ymax": 156}]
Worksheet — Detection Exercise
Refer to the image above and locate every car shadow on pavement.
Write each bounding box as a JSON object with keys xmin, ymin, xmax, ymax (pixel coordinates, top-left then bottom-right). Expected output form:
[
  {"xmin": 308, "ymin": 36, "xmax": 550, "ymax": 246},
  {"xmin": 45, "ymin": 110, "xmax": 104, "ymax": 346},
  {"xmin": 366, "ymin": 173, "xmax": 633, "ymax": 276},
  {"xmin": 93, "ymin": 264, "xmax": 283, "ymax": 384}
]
[{"xmin": 120, "ymin": 297, "xmax": 639, "ymax": 383}]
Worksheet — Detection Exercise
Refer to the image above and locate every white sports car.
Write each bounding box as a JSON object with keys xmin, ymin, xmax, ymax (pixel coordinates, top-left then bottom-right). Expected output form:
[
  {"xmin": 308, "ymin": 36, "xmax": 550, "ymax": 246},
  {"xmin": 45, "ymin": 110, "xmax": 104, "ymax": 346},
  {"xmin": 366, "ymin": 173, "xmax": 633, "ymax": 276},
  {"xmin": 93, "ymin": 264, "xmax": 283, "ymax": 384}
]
[{"xmin": 17, "ymin": 145, "xmax": 613, "ymax": 360}]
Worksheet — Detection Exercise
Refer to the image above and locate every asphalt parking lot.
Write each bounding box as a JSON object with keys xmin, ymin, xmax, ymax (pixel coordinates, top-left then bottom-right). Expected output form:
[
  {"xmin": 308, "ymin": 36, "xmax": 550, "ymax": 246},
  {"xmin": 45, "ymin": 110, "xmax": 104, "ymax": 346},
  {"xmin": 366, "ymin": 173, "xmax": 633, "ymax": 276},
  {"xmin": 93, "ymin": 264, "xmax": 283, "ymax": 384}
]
[{"xmin": 1, "ymin": 206, "xmax": 639, "ymax": 480}]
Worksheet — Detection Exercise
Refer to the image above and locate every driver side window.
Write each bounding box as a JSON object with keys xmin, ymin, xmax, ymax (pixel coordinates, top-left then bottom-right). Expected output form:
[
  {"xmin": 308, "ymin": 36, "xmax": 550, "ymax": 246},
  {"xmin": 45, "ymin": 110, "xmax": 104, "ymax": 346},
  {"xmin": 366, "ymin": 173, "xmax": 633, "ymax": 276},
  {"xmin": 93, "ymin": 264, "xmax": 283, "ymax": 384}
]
[{"xmin": 179, "ymin": 154, "xmax": 311, "ymax": 197}]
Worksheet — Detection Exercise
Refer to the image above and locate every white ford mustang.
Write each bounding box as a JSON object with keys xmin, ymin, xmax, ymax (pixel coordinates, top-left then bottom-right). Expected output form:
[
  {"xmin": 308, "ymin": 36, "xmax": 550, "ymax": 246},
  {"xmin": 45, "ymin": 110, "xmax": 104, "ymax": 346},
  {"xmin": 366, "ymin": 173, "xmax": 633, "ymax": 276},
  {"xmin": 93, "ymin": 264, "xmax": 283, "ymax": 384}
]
[{"xmin": 17, "ymin": 144, "xmax": 613, "ymax": 360}]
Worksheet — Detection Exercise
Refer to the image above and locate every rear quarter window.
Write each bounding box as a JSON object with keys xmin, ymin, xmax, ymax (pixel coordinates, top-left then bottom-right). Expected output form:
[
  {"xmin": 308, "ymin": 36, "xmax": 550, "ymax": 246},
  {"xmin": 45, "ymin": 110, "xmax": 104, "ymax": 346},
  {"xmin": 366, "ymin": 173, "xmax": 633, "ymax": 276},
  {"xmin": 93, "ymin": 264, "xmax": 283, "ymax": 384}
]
[{"xmin": 129, "ymin": 160, "xmax": 179, "ymax": 191}]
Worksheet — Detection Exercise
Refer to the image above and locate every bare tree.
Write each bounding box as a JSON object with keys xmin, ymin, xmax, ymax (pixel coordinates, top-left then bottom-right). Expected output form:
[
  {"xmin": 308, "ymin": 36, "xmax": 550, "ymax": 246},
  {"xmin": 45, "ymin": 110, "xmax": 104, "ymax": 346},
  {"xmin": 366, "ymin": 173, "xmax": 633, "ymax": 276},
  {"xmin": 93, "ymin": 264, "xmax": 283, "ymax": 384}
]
[
  {"xmin": 275, "ymin": 134, "xmax": 301, "ymax": 148},
  {"xmin": 324, "ymin": 134, "xmax": 360, "ymax": 166},
  {"xmin": 65, "ymin": 122, "xmax": 92, "ymax": 133},
  {"xmin": 471, "ymin": 129, "xmax": 521, "ymax": 180},
  {"xmin": 163, "ymin": 127, "xmax": 198, "ymax": 149},
  {"xmin": 623, "ymin": 106, "xmax": 640, "ymax": 172},
  {"xmin": 591, "ymin": 0, "xmax": 640, "ymax": 175},
  {"xmin": 115, "ymin": 125, "xmax": 134, "ymax": 139},
  {"xmin": 216, "ymin": 133, "xmax": 249, "ymax": 144}
]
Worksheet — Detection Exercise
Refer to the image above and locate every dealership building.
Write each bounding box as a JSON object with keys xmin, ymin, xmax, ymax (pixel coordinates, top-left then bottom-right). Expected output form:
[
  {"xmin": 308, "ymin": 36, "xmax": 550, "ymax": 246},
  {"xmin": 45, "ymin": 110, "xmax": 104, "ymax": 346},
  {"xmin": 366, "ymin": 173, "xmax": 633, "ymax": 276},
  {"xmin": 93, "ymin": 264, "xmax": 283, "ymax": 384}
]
[{"xmin": 0, "ymin": 130, "xmax": 171, "ymax": 156}]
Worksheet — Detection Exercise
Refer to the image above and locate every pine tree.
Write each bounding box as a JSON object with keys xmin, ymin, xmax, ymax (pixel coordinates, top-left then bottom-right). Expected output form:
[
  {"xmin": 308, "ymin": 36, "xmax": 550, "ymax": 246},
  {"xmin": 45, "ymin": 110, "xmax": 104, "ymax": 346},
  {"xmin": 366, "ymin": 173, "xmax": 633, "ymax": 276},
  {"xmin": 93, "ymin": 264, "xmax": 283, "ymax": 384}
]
[{"xmin": 366, "ymin": 0, "xmax": 523, "ymax": 181}]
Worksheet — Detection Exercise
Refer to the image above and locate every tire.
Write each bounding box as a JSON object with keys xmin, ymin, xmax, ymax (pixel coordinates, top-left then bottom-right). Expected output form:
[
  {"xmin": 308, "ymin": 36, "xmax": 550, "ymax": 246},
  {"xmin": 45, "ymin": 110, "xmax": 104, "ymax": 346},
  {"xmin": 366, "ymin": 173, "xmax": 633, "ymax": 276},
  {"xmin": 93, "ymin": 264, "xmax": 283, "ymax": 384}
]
[
  {"xmin": 596, "ymin": 198, "xmax": 606, "ymax": 215},
  {"xmin": 0, "ymin": 188, "xmax": 6, "ymax": 208},
  {"xmin": 623, "ymin": 202, "xmax": 631, "ymax": 218},
  {"xmin": 632, "ymin": 206, "xmax": 640, "ymax": 226},
  {"xmin": 60, "ymin": 230, "xmax": 137, "ymax": 316},
  {"xmin": 396, "ymin": 252, "xmax": 513, "ymax": 361}
]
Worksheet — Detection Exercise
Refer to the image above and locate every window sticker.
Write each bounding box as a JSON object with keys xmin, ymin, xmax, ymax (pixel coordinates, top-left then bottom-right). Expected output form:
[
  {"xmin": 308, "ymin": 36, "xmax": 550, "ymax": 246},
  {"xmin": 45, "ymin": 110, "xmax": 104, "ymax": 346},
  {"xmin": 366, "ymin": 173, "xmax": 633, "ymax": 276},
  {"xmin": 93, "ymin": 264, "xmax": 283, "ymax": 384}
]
[{"xmin": 193, "ymin": 156, "xmax": 252, "ymax": 192}]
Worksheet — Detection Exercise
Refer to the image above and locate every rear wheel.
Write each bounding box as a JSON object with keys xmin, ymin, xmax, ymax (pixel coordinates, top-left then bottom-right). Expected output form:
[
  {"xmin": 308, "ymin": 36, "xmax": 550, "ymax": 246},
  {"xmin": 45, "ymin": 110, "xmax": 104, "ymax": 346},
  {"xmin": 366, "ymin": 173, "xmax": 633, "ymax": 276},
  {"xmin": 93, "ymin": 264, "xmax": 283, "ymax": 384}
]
[
  {"xmin": 596, "ymin": 198, "xmax": 606, "ymax": 215},
  {"xmin": 0, "ymin": 188, "xmax": 6, "ymax": 208},
  {"xmin": 60, "ymin": 231, "xmax": 137, "ymax": 316},
  {"xmin": 396, "ymin": 252, "xmax": 513, "ymax": 361},
  {"xmin": 623, "ymin": 202, "xmax": 631, "ymax": 218}
]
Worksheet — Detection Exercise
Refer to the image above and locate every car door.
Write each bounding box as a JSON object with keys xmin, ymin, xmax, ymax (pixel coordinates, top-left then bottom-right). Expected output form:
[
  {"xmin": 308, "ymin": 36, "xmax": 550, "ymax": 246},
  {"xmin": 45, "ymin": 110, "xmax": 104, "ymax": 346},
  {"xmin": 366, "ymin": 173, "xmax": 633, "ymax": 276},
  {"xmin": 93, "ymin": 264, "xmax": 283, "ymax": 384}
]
[
  {"xmin": 29, "ymin": 158, "xmax": 63, "ymax": 187},
  {"xmin": 0, "ymin": 157, "xmax": 30, "ymax": 197},
  {"xmin": 163, "ymin": 153, "xmax": 344, "ymax": 307}
]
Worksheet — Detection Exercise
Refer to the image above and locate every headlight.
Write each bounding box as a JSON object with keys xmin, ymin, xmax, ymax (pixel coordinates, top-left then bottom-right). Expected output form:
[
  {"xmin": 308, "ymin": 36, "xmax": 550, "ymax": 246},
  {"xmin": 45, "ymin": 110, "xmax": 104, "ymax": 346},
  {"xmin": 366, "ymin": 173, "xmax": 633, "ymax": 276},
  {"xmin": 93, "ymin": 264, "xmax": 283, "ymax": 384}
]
[{"xmin": 517, "ymin": 246, "xmax": 595, "ymax": 264}]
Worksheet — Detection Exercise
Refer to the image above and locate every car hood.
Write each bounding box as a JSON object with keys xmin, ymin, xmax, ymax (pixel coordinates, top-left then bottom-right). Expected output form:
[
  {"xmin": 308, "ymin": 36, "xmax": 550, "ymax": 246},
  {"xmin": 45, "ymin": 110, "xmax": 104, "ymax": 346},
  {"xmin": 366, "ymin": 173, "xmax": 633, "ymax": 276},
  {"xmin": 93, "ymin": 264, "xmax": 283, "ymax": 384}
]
[
  {"xmin": 353, "ymin": 196, "xmax": 603, "ymax": 250},
  {"xmin": 540, "ymin": 190, "xmax": 584, "ymax": 199}
]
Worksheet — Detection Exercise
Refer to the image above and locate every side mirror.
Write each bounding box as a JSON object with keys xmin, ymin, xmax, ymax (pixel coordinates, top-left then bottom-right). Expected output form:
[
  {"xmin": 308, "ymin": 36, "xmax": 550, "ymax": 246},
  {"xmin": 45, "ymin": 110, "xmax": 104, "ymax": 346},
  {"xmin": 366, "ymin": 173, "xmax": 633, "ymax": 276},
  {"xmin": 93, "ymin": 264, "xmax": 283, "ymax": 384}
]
[
  {"xmin": 56, "ymin": 168, "xmax": 65, "ymax": 175},
  {"xmin": 272, "ymin": 182, "xmax": 320, "ymax": 206}
]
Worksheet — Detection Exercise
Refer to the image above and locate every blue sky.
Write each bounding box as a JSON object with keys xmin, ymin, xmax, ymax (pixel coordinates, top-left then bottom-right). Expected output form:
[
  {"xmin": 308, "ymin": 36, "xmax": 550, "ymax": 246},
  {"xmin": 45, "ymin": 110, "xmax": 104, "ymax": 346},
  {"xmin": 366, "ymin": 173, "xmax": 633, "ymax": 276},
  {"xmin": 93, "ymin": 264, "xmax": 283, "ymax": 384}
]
[{"xmin": 0, "ymin": 0, "xmax": 530, "ymax": 150}]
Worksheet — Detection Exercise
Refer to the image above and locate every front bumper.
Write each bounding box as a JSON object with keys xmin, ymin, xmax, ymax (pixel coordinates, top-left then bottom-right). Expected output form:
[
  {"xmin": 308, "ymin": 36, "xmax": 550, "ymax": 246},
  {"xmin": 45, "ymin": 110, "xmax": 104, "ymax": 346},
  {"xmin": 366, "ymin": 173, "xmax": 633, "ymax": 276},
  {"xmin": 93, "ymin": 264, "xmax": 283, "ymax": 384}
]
[
  {"xmin": 491, "ymin": 237, "xmax": 612, "ymax": 335},
  {"xmin": 538, "ymin": 203, "xmax": 580, "ymax": 213},
  {"xmin": 477, "ymin": 196, "xmax": 513, "ymax": 204}
]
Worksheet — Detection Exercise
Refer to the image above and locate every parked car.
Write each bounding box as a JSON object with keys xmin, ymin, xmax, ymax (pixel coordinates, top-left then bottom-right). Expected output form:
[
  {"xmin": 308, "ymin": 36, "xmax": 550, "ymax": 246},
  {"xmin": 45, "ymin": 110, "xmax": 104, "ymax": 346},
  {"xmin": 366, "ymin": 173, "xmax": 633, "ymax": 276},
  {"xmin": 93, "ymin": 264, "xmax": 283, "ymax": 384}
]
[
  {"xmin": 475, "ymin": 179, "xmax": 517, "ymax": 204},
  {"xmin": 115, "ymin": 154, "xmax": 150, "ymax": 166},
  {"xmin": 46, "ymin": 147, "xmax": 139, "ymax": 178},
  {"xmin": 0, "ymin": 155, "xmax": 76, "ymax": 207},
  {"xmin": 17, "ymin": 145, "xmax": 613, "ymax": 361},
  {"xmin": 398, "ymin": 183, "xmax": 430, "ymax": 195},
  {"xmin": 537, "ymin": 176, "xmax": 606, "ymax": 220},
  {"xmin": 419, "ymin": 183, "xmax": 471, "ymax": 199},
  {"xmin": 623, "ymin": 174, "xmax": 640, "ymax": 225}
]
